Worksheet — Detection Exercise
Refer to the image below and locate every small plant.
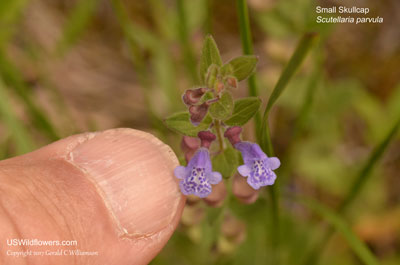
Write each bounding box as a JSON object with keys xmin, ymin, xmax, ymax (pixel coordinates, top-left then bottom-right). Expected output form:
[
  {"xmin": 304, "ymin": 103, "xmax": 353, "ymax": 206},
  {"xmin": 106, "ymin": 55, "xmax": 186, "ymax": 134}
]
[{"xmin": 165, "ymin": 35, "xmax": 280, "ymax": 198}]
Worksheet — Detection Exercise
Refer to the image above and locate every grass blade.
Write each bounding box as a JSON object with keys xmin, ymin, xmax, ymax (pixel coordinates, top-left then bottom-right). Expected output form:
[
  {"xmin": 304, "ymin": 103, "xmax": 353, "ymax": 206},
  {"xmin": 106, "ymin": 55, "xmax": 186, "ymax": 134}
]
[
  {"xmin": 339, "ymin": 114, "xmax": 400, "ymax": 211},
  {"xmin": 302, "ymin": 115, "xmax": 400, "ymax": 265},
  {"xmin": 109, "ymin": 0, "xmax": 167, "ymax": 136},
  {"xmin": 0, "ymin": 49, "xmax": 59, "ymax": 140},
  {"xmin": 0, "ymin": 78, "xmax": 35, "ymax": 154},
  {"xmin": 300, "ymin": 198, "xmax": 379, "ymax": 265},
  {"xmin": 260, "ymin": 32, "xmax": 317, "ymax": 154},
  {"xmin": 56, "ymin": 0, "xmax": 99, "ymax": 54},
  {"xmin": 264, "ymin": 33, "xmax": 317, "ymax": 114},
  {"xmin": 0, "ymin": 0, "xmax": 28, "ymax": 46}
]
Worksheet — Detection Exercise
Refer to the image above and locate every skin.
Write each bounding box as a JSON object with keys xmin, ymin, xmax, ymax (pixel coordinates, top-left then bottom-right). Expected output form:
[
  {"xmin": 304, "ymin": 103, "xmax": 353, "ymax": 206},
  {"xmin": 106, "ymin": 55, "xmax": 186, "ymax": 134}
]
[{"xmin": 0, "ymin": 128, "xmax": 186, "ymax": 265}]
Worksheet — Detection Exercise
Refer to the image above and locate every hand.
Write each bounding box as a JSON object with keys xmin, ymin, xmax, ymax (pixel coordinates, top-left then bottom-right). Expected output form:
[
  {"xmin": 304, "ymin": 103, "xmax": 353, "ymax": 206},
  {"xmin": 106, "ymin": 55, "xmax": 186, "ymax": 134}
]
[{"xmin": 0, "ymin": 128, "xmax": 185, "ymax": 265}]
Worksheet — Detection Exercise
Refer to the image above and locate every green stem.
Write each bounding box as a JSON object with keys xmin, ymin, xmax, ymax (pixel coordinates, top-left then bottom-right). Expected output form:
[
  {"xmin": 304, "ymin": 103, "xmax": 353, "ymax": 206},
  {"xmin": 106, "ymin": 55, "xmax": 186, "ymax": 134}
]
[
  {"xmin": 204, "ymin": 0, "xmax": 213, "ymax": 35},
  {"xmin": 214, "ymin": 119, "xmax": 224, "ymax": 152},
  {"xmin": 236, "ymin": 0, "xmax": 279, "ymax": 261},
  {"xmin": 235, "ymin": 0, "xmax": 261, "ymax": 138},
  {"xmin": 236, "ymin": 0, "xmax": 254, "ymax": 55},
  {"xmin": 177, "ymin": 0, "xmax": 198, "ymax": 83}
]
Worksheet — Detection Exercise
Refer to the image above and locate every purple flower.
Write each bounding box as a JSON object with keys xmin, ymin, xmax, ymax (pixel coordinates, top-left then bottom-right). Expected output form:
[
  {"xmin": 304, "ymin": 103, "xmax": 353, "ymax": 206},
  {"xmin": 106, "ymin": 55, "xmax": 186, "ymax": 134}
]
[
  {"xmin": 174, "ymin": 148, "xmax": 222, "ymax": 198},
  {"xmin": 235, "ymin": 142, "xmax": 280, "ymax": 190}
]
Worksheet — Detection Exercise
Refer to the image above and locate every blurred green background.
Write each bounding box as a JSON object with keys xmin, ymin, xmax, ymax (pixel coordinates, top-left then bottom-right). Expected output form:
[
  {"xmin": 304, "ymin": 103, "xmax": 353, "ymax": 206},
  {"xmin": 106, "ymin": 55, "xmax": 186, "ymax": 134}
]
[{"xmin": 0, "ymin": 0, "xmax": 399, "ymax": 264}]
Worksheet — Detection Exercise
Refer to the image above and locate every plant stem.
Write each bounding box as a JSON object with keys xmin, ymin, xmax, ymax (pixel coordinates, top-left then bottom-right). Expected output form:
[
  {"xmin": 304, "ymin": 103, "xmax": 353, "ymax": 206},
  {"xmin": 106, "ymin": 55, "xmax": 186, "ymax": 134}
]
[
  {"xmin": 204, "ymin": 0, "xmax": 213, "ymax": 35},
  {"xmin": 214, "ymin": 119, "xmax": 224, "ymax": 152},
  {"xmin": 176, "ymin": 0, "xmax": 198, "ymax": 84},
  {"xmin": 235, "ymin": 0, "xmax": 261, "ymax": 137},
  {"xmin": 236, "ymin": 0, "xmax": 280, "ymax": 262},
  {"xmin": 236, "ymin": 0, "xmax": 254, "ymax": 56}
]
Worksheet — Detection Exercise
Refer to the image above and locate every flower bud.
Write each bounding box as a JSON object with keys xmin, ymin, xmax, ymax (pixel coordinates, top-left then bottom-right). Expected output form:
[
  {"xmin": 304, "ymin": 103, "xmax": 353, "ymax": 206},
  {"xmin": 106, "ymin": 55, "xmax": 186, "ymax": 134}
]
[
  {"xmin": 226, "ymin": 76, "xmax": 238, "ymax": 89},
  {"xmin": 198, "ymin": 131, "xmax": 216, "ymax": 149},
  {"xmin": 224, "ymin": 126, "xmax": 242, "ymax": 146},
  {"xmin": 189, "ymin": 102, "xmax": 209, "ymax": 125},
  {"xmin": 215, "ymin": 80, "xmax": 225, "ymax": 92},
  {"xmin": 182, "ymin": 87, "xmax": 207, "ymax": 105}
]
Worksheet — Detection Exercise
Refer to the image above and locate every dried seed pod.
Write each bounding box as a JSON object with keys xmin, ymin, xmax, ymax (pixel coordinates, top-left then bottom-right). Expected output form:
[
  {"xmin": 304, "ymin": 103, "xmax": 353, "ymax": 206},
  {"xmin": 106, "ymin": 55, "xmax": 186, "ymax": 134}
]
[
  {"xmin": 181, "ymin": 205, "xmax": 205, "ymax": 226},
  {"xmin": 203, "ymin": 182, "xmax": 227, "ymax": 207},
  {"xmin": 232, "ymin": 173, "xmax": 259, "ymax": 204},
  {"xmin": 221, "ymin": 214, "xmax": 246, "ymax": 244}
]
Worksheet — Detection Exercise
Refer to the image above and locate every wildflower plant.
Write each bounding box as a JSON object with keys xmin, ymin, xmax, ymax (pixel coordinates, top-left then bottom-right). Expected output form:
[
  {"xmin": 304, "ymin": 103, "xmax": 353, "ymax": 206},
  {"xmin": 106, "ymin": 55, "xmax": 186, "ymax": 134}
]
[{"xmin": 165, "ymin": 36, "xmax": 280, "ymax": 198}]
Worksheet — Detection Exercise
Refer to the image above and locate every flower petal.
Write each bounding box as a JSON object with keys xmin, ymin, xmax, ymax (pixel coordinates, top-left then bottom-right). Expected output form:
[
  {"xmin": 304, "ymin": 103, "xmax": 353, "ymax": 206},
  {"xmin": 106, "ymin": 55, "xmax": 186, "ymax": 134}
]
[
  {"xmin": 194, "ymin": 183, "xmax": 212, "ymax": 198},
  {"xmin": 266, "ymin": 157, "xmax": 281, "ymax": 170},
  {"xmin": 187, "ymin": 148, "xmax": 211, "ymax": 172},
  {"xmin": 247, "ymin": 175, "xmax": 261, "ymax": 190},
  {"xmin": 208, "ymin": 171, "xmax": 222, "ymax": 184},
  {"xmin": 237, "ymin": 164, "xmax": 251, "ymax": 177},
  {"xmin": 174, "ymin": 166, "xmax": 186, "ymax": 179},
  {"xmin": 235, "ymin": 142, "xmax": 267, "ymax": 164},
  {"xmin": 179, "ymin": 180, "xmax": 192, "ymax": 195},
  {"xmin": 260, "ymin": 170, "xmax": 277, "ymax": 186}
]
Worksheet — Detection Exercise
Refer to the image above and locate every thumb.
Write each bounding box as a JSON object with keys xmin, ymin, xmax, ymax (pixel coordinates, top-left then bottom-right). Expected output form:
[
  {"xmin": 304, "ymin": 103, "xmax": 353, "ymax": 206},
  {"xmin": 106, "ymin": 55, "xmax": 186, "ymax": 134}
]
[{"xmin": 0, "ymin": 128, "xmax": 185, "ymax": 265}]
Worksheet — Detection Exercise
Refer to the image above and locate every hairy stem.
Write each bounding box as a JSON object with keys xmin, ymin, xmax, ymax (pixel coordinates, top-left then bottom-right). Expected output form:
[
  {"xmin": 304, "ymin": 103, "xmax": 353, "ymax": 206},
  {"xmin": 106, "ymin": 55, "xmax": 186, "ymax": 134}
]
[{"xmin": 214, "ymin": 120, "xmax": 224, "ymax": 152}]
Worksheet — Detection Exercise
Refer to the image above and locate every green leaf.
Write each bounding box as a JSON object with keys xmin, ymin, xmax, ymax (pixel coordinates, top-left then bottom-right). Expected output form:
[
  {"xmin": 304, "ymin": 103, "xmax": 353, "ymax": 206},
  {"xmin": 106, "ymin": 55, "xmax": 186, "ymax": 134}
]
[
  {"xmin": 227, "ymin": 55, "xmax": 258, "ymax": 81},
  {"xmin": 199, "ymin": 35, "xmax": 222, "ymax": 83},
  {"xmin": 300, "ymin": 198, "xmax": 379, "ymax": 265},
  {"xmin": 164, "ymin": 112, "xmax": 212, "ymax": 137},
  {"xmin": 264, "ymin": 33, "xmax": 317, "ymax": 115},
  {"xmin": 209, "ymin": 91, "xmax": 234, "ymax": 120},
  {"xmin": 212, "ymin": 147, "xmax": 239, "ymax": 179},
  {"xmin": 224, "ymin": 97, "xmax": 261, "ymax": 126}
]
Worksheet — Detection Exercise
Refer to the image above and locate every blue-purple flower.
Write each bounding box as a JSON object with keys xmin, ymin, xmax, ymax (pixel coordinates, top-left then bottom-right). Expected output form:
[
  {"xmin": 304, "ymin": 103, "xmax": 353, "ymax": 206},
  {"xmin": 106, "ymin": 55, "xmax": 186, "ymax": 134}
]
[
  {"xmin": 235, "ymin": 142, "xmax": 280, "ymax": 190},
  {"xmin": 174, "ymin": 147, "xmax": 222, "ymax": 198}
]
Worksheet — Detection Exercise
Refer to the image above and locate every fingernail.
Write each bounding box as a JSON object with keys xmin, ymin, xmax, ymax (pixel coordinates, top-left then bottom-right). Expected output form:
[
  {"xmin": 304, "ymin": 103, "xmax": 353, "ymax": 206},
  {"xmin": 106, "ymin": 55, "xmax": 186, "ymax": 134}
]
[{"xmin": 68, "ymin": 128, "xmax": 183, "ymax": 237}]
